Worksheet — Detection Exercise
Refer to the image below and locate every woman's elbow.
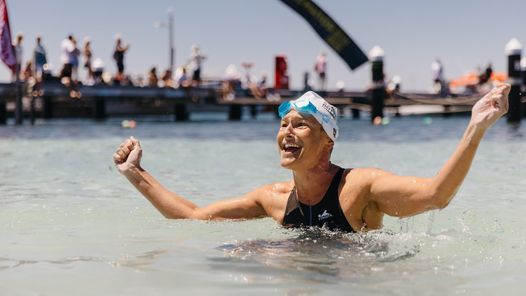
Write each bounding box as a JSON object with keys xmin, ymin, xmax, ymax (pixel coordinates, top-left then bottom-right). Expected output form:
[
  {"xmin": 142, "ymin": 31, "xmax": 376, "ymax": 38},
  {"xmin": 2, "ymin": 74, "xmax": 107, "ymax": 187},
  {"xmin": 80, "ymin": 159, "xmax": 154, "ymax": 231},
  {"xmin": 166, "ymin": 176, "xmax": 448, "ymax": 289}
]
[
  {"xmin": 188, "ymin": 208, "xmax": 215, "ymax": 220},
  {"xmin": 160, "ymin": 208, "xmax": 202, "ymax": 220},
  {"xmin": 161, "ymin": 211, "xmax": 185, "ymax": 219},
  {"xmin": 430, "ymin": 191, "xmax": 455, "ymax": 210},
  {"xmin": 428, "ymin": 180, "xmax": 461, "ymax": 210}
]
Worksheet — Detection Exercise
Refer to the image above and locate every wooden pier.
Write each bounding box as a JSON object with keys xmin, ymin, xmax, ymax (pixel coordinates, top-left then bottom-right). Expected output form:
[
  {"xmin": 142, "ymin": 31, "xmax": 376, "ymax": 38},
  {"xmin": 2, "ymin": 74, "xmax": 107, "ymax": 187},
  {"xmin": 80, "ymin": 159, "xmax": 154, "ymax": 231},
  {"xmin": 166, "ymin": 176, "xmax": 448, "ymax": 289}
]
[{"xmin": 0, "ymin": 82, "xmax": 524, "ymax": 124}]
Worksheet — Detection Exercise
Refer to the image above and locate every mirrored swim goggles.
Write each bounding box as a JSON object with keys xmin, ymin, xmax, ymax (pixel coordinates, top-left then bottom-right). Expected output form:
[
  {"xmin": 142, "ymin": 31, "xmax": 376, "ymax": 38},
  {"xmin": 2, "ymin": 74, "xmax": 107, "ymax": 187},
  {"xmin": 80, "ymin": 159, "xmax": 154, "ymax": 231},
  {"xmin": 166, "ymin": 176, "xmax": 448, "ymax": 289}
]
[
  {"xmin": 278, "ymin": 100, "xmax": 318, "ymax": 118},
  {"xmin": 278, "ymin": 91, "xmax": 339, "ymax": 141}
]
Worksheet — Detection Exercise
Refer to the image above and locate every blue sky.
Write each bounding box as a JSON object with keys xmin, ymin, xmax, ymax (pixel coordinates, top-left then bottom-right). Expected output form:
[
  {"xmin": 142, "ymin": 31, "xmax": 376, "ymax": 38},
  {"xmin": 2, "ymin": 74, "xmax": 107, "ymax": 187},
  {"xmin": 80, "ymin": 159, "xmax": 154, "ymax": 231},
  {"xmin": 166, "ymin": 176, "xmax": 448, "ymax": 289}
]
[{"xmin": 3, "ymin": 0, "xmax": 525, "ymax": 91}]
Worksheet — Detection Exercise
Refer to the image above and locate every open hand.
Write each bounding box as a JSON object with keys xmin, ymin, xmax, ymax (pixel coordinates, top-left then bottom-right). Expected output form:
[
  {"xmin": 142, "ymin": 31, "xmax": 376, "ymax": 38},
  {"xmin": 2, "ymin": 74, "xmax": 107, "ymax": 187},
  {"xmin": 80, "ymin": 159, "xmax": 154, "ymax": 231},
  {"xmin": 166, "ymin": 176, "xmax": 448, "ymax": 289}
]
[
  {"xmin": 470, "ymin": 83, "xmax": 510, "ymax": 130},
  {"xmin": 113, "ymin": 136, "xmax": 142, "ymax": 173}
]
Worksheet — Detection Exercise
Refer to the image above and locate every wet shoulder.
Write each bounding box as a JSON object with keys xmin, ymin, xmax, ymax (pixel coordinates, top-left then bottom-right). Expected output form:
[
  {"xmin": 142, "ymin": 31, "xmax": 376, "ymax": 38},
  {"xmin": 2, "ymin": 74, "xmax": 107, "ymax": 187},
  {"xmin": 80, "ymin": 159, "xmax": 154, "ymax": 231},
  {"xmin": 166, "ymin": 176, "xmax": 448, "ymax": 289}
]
[
  {"xmin": 339, "ymin": 168, "xmax": 388, "ymax": 230},
  {"xmin": 339, "ymin": 167, "xmax": 392, "ymax": 198},
  {"xmin": 245, "ymin": 181, "xmax": 292, "ymax": 195},
  {"xmin": 342, "ymin": 167, "xmax": 391, "ymax": 186},
  {"xmin": 254, "ymin": 181, "xmax": 293, "ymax": 223},
  {"xmin": 271, "ymin": 181, "xmax": 295, "ymax": 194}
]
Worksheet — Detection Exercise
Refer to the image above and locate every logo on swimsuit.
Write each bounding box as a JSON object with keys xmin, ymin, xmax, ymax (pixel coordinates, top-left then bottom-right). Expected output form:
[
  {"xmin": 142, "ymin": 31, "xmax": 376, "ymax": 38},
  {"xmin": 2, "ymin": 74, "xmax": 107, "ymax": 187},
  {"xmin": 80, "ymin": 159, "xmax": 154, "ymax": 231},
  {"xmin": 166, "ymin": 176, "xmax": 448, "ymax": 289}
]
[{"xmin": 318, "ymin": 210, "xmax": 333, "ymax": 221}]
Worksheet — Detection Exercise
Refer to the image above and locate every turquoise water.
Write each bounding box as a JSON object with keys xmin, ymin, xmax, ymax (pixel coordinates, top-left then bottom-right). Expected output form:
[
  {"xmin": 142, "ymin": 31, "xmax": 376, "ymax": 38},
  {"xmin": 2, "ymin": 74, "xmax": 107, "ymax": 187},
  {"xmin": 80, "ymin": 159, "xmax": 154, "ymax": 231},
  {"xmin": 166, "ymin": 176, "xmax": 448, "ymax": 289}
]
[{"xmin": 0, "ymin": 114, "xmax": 525, "ymax": 295}]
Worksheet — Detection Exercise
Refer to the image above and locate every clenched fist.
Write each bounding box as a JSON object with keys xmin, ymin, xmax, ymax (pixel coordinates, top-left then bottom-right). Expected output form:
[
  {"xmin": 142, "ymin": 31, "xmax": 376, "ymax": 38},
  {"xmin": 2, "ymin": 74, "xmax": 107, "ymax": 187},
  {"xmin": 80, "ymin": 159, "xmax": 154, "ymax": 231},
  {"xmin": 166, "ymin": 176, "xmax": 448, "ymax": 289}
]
[
  {"xmin": 113, "ymin": 136, "xmax": 142, "ymax": 173},
  {"xmin": 470, "ymin": 83, "xmax": 510, "ymax": 130}
]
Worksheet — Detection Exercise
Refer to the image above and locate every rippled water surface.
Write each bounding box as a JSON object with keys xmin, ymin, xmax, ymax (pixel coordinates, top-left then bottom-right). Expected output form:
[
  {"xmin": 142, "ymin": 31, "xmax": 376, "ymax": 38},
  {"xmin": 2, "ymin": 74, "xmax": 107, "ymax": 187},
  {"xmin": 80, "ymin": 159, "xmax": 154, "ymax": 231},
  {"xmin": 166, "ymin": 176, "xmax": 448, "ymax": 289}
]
[{"xmin": 1, "ymin": 114, "xmax": 525, "ymax": 295}]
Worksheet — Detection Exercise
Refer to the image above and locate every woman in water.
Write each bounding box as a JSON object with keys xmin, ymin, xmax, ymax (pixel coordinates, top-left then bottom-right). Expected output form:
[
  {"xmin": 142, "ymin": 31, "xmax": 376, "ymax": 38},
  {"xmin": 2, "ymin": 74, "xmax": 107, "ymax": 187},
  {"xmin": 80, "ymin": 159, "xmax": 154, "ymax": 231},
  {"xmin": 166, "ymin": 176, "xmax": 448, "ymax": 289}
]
[{"xmin": 113, "ymin": 84, "xmax": 510, "ymax": 232}]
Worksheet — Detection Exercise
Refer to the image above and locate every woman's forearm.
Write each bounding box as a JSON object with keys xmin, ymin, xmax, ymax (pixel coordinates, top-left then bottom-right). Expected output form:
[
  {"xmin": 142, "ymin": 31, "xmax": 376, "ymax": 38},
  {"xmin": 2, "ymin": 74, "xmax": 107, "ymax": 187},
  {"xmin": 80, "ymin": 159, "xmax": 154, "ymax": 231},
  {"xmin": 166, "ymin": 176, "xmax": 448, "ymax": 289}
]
[
  {"xmin": 431, "ymin": 123, "xmax": 485, "ymax": 208},
  {"xmin": 431, "ymin": 83, "xmax": 509, "ymax": 208},
  {"xmin": 123, "ymin": 165, "xmax": 198, "ymax": 218}
]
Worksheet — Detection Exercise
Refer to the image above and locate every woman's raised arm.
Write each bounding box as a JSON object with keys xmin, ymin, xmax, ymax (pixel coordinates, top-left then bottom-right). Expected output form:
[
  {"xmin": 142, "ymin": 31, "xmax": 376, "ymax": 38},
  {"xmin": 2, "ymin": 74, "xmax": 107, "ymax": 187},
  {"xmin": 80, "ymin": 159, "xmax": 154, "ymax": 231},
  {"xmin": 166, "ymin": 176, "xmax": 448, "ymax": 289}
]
[{"xmin": 366, "ymin": 83, "xmax": 510, "ymax": 217}]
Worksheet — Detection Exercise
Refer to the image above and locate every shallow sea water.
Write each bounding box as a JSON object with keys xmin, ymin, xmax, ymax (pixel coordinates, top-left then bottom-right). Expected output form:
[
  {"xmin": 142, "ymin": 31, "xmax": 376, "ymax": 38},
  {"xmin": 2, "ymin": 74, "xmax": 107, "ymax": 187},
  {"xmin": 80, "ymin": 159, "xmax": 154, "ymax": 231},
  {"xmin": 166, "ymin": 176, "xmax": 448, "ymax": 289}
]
[{"xmin": 0, "ymin": 113, "xmax": 525, "ymax": 295}]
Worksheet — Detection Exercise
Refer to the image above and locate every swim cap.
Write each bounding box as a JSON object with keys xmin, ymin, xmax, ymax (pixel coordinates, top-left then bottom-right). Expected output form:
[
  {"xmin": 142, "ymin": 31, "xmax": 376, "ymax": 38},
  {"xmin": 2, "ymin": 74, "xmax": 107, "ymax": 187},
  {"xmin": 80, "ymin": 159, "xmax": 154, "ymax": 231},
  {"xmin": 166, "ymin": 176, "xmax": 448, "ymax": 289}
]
[{"xmin": 278, "ymin": 91, "xmax": 339, "ymax": 141}]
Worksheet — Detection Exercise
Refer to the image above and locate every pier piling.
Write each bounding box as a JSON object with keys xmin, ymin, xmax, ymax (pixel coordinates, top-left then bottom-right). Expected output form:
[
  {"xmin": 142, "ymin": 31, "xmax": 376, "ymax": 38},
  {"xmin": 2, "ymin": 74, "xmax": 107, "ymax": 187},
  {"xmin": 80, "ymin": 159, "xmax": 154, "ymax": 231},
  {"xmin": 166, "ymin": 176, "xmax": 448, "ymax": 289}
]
[
  {"xmin": 174, "ymin": 103, "xmax": 189, "ymax": 121},
  {"xmin": 521, "ymin": 57, "xmax": 526, "ymax": 117},
  {"xmin": 93, "ymin": 96, "xmax": 106, "ymax": 120},
  {"xmin": 228, "ymin": 105, "xmax": 242, "ymax": 120},
  {"xmin": 0, "ymin": 100, "xmax": 6, "ymax": 124},
  {"xmin": 505, "ymin": 38, "xmax": 522, "ymax": 123},
  {"xmin": 369, "ymin": 46, "xmax": 385, "ymax": 122},
  {"xmin": 42, "ymin": 95, "xmax": 53, "ymax": 119},
  {"xmin": 351, "ymin": 108, "xmax": 360, "ymax": 119},
  {"xmin": 30, "ymin": 95, "xmax": 36, "ymax": 125},
  {"xmin": 250, "ymin": 105, "xmax": 258, "ymax": 118},
  {"xmin": 15, "ymin": 81, "xmax": 23, "ymax": 125}
]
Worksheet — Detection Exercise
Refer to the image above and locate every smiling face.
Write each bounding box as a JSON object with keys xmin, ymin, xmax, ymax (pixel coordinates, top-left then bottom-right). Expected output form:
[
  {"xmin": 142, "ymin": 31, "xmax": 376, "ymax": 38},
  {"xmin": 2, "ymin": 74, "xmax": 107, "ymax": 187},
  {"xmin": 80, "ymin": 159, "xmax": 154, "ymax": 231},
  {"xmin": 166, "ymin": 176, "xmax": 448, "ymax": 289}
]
[{"xmin": 277, "ymin": 110, "xmax": 333, "ymax": 170}]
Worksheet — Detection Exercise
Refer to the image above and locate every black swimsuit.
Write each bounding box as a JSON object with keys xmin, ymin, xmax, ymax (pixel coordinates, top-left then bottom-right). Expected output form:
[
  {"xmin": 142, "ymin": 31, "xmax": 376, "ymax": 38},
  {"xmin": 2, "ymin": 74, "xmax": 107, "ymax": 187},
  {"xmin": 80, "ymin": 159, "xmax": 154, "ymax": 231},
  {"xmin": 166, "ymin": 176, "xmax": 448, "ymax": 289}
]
[{"xmin": 282, "ymin": 168, "xmax": 355, "ymax": 232}]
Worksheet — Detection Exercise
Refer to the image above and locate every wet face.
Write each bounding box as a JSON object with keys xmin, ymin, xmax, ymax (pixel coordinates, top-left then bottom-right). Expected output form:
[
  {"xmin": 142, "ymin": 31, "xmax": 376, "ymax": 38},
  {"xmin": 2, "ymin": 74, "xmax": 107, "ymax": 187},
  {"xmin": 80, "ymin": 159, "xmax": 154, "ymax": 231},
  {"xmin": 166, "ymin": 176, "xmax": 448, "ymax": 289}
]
[{"xmin": 277, "ymin": 110, "xmax": 332, "ymax": 170}]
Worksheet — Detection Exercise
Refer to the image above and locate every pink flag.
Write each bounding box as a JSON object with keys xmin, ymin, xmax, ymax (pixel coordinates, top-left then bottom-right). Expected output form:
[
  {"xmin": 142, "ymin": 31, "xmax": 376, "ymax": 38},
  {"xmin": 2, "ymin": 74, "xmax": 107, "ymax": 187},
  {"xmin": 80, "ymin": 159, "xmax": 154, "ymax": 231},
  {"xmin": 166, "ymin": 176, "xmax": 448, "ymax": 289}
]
[{"xmin": 0, "ymin": 0, "xmax": 15, "ymax": 73}]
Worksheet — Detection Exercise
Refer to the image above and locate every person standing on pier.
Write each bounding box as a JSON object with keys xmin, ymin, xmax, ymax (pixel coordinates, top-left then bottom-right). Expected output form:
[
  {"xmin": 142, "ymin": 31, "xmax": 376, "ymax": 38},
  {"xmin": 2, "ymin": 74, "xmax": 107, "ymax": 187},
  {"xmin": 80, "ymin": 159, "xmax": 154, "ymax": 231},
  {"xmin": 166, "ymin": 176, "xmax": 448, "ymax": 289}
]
[
  {"xmin": 13, "ymin": 33, "xmax": 23, "ymax": 81},
  {"xmin": 479, "ymin": 63, "xmax": 493, "ymax": 85},
  {"xmin": 431, "ymin": 58, "xmax": 446, "ymax": 95},
  {"xmin": 70, "ymin": 37, "xmax": 80, "ymax": 82},
  {"xmin": 161, "ymin": 68, "xmax": 174, "ymax": 88},
  {"xmin": 33, "ymin": 36, "xmax": 47, "ymax": 81},
  {"xmin": 147, "ymin": 67, "xmax": 158, "ymax": 87},
  {"xmin": 314, "ymin": 52, "xmax": 327, "ymax": 91},
  {"xmin": 83, "ymin": 38, "xmax": 93, "ymax": 83},
  {"xmin": 187, "ymin": 45, "xmax": 206, "ymax": 86},
  {"xmin": 113, "ymin": 36, "xmax": 130, "ymax": 81},
  {"xmin": 114, "ymin": 84, "xmax": 510, "ymax": 233},
  {"xmin": 175, "ymin": 67, "xmax": 191, "ymax": 88},
  {"xmin": 60, "ymin": 35, "xmax": 75, "ymax": 80}
]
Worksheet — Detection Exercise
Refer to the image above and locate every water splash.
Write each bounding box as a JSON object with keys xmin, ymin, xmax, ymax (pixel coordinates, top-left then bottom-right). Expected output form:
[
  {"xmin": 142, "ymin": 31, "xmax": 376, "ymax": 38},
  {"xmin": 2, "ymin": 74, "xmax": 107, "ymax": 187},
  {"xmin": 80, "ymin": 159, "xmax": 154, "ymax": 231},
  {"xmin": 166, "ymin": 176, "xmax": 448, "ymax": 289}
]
[{"xmin": 215, "ymin": 227, "xmax": 423, "ymax": 281}]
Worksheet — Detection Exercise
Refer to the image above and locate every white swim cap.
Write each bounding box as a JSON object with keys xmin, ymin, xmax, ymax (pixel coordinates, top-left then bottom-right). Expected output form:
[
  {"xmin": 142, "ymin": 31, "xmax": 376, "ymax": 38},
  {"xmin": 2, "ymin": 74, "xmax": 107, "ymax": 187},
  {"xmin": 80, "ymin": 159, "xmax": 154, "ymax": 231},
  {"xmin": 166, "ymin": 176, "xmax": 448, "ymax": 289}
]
[{"xmin": 278, "ymin": 91, "xmax": 339, "ymax": 141}]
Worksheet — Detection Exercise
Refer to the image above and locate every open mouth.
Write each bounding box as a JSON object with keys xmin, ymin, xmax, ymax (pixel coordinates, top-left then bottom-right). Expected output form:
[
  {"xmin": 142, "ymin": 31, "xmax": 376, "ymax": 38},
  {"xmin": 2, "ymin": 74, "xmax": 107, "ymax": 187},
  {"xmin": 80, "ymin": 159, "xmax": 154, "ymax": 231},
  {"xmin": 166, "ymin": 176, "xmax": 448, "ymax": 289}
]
[{"xmin": 283, "ymin": 143, "xmax": 301, "ymax": 154}]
